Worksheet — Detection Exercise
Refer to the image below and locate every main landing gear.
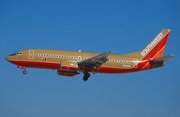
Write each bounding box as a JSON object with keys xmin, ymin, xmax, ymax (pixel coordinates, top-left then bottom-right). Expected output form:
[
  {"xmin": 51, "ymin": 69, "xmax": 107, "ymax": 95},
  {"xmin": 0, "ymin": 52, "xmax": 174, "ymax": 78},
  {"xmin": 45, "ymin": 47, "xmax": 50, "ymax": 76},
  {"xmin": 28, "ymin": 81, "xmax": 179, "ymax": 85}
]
[
  {"xmin": 83, "ymin": 72, "xmax": 90, "ymax": 81},
  {"xmin": 82, "ymin": 66, "xmax": 98, "ymax": 81}
]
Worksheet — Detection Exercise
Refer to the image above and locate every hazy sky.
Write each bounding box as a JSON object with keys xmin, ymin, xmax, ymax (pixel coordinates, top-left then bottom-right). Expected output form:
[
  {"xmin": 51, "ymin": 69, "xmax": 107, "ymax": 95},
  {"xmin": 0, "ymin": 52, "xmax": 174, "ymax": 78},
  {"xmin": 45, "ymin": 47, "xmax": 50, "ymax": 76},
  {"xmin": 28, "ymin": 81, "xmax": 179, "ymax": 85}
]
[{"xmin": 1, "ymin": 1, "xmax": 180, "ymax": 117}]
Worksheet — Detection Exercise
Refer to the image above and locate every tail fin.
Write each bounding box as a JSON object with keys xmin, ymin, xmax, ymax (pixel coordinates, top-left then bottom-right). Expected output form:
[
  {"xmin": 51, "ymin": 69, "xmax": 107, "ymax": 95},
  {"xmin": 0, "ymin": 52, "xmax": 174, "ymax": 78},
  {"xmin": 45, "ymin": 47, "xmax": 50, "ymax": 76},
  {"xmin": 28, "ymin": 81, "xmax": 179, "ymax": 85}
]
[{"xmin": 140, "ymin": 29, "xmax": 170, "ymax": 60}]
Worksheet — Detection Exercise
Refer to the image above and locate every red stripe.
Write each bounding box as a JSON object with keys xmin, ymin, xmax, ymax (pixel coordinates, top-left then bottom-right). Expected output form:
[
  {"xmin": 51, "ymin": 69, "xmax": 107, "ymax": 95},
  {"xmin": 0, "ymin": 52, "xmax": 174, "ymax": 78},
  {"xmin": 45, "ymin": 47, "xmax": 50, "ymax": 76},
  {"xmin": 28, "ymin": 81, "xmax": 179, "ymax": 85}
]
[{"xmin": 8, "ymin": 60, "xmax": 149, "ymax": 74}]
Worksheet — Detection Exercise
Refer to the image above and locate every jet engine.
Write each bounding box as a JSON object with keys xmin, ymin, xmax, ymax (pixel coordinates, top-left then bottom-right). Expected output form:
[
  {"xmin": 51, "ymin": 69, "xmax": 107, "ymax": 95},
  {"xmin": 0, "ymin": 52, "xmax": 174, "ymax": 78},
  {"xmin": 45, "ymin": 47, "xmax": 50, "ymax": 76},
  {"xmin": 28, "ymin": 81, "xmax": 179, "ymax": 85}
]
[
  {"xmin": 60, "ymin": 61, "xmax": 78, "ymax": 71},
  {"xmin": 57, "ymin": 70, "xmax": 79, "ymax": 77}
]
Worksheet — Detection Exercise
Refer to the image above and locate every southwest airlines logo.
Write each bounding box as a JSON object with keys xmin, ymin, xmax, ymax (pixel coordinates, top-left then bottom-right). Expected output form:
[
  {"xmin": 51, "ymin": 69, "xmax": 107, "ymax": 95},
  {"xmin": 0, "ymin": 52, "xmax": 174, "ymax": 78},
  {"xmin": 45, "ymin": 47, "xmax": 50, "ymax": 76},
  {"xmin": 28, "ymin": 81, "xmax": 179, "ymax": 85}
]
[{"xmin": 141, "ymin": 32, "xmax": 164, "ymax": 57}]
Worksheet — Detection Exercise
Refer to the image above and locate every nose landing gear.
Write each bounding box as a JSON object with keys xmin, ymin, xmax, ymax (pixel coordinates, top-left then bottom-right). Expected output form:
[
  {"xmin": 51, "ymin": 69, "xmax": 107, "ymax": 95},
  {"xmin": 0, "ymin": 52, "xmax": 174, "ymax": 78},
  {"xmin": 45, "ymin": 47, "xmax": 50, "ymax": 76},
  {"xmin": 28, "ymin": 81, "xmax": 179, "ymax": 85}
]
[
  {"xmin": 22, "ymin": 69, "xmax": 27, "ymax": 74},
  {"xmin": 17, "ymin": 65, "xmax": 27, "ymax": 75}
]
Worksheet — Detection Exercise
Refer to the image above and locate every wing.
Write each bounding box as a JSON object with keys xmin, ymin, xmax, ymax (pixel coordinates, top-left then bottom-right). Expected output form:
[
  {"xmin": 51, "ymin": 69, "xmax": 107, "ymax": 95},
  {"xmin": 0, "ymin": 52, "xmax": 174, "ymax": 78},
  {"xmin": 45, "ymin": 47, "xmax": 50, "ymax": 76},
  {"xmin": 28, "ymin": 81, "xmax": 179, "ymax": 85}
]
[{"xmin": 78, "ymin": 51, "xmax": 113, "ymax": 69}]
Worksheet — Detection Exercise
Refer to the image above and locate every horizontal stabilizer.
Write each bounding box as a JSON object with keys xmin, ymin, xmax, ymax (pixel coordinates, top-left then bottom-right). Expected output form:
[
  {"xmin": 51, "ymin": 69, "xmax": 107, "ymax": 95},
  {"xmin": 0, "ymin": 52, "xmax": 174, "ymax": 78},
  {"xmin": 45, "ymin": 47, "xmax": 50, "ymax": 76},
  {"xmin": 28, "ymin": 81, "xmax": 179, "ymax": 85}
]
[
  {"xmin": 150, "ymin": 54, "xmax": 175, "ymax": 63},
  {"xmin": 149, "ymin": 54, "xmax": 174, "ymax": 68}
]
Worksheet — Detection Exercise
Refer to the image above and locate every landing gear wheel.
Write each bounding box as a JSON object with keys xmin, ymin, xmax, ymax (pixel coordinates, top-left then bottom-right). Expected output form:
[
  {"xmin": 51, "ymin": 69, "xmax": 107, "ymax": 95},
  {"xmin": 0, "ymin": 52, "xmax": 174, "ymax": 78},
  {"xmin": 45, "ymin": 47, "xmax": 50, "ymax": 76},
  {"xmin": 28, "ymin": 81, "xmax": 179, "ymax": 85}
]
[
  {"xmin": 83, "ymin": 73, "xmax": 90, "ymax": 81},
  {"xmin": 22, "ymin": 70, "xmax": 27, "ymax": 74}
]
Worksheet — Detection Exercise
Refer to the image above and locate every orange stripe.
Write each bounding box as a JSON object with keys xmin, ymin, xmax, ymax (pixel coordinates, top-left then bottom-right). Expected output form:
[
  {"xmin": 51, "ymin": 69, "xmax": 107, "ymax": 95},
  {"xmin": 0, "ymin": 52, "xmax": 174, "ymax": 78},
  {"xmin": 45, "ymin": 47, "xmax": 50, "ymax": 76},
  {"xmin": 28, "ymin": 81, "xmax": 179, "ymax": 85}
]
[
  {"xmin": 154, "ymin": 46, "xmax": 165, "ymax": 59},
  {"xmin": 141, "ymin": 46, "xmax": 165, "ymax": 70}
]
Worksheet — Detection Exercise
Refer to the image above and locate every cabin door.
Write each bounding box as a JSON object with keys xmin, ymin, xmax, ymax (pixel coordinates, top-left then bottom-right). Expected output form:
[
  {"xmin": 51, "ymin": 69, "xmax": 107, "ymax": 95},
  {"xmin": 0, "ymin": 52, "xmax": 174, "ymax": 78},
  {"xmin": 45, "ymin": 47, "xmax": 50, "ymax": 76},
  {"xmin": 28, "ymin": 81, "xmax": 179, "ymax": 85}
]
[
  {"xmin": 29, "ymin": 50, "xmax": 34, "ymax": 59},
  {"xmin": 133, "ymin": 58, "xmax": 138, "ymax": 68}
]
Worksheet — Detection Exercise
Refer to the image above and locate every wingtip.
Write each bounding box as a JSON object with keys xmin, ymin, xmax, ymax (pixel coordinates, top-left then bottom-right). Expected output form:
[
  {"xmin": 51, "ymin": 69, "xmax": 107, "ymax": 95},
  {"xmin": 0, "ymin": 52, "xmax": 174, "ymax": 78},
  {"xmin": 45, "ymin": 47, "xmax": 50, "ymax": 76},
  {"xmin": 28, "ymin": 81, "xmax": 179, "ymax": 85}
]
[
  {"xmin": 170, "ymin": 54, "xmax": 175, "ymax": 57},
  {"xmin": 107, "ymin": 51, "xmax": 113, "ymax": 53}
]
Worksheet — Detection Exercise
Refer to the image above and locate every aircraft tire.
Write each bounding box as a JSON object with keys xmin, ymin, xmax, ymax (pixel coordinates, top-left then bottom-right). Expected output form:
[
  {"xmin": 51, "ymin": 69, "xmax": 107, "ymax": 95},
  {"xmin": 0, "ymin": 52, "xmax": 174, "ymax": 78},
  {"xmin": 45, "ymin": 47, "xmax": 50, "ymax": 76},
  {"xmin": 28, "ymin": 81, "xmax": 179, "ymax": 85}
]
[
  {"xmin": 23, "ymin": 70, "xmax": 27, "ymax": 74},
  {"xmin": 83, "ymin": 73, "xmax": 90, "ymax": 81}
]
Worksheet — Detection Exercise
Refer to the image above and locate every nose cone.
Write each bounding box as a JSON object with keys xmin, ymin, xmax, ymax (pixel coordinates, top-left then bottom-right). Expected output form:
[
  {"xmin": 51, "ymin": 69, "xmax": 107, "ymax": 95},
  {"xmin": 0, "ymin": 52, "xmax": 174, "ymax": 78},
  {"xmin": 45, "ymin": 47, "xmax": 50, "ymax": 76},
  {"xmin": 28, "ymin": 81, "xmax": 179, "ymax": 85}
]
[
  {"xmin": 5, "ymin": 56, "xmax": 10, "ymax": 61},
  {"xmin": 5, "ymin": 55, "xmax": 14, "ymax": 62},
  {"xmin": 5, "ymin": 54, "xmax": 21, "ymax": 62}
]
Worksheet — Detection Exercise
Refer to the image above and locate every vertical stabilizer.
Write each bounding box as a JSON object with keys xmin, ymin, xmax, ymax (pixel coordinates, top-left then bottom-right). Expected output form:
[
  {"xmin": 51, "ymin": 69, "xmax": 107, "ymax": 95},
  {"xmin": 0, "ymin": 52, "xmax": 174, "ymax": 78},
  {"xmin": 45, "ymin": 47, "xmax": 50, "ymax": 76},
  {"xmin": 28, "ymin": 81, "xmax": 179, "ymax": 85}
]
[{"xmin": 140, "ymin": 29, "xmax": 170, "ymax": 60}]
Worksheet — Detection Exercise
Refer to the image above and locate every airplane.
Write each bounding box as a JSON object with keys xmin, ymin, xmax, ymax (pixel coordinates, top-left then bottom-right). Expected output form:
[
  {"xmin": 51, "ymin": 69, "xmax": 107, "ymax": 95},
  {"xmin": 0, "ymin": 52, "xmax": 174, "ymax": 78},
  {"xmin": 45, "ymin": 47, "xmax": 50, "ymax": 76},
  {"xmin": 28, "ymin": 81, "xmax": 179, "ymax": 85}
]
[{"xmin": 5, "ymin": 29, "xmax": 174, "ymax": 81}]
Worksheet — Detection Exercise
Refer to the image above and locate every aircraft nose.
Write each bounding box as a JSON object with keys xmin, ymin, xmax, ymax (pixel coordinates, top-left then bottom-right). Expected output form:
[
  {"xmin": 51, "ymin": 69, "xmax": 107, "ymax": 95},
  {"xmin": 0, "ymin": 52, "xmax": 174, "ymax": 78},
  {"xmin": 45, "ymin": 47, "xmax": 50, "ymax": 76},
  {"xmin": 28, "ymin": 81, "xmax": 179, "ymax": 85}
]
[
  {"xmin": 5, "ymin": 54, "xmax": 20, "ymax": 62},
  {"xmin": 5, "ymin": 56, "xmax": 10, "ymax": 61},
  {"xmin": 5, "ymin": 55, "xmax": 14, "ymax": 61}
]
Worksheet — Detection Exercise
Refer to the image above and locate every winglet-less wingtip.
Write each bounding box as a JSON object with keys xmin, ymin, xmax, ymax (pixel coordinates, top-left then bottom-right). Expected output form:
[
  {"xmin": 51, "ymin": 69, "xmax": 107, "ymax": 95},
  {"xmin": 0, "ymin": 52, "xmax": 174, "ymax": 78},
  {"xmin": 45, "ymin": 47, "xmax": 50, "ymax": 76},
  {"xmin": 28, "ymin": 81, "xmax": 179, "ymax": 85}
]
[{"xmin": 106, "ymin": 51, "xmax": 113, "ymax": 54}]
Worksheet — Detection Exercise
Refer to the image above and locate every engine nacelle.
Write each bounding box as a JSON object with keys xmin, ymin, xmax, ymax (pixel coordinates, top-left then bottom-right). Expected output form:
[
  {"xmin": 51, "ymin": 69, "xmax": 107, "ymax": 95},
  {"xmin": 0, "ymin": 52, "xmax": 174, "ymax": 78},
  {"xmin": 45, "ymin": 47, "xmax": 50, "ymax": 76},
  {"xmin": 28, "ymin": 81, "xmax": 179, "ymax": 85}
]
[{"xmin": 57, "ymin": 70, "xmax": 79, "ymax": 77}]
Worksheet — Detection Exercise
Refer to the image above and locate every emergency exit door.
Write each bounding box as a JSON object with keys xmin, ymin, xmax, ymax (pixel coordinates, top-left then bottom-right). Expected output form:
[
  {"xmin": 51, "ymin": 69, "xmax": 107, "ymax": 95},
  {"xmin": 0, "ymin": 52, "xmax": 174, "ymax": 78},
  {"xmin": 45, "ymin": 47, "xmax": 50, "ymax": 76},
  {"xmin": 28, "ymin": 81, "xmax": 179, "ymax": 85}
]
[{"xmin": 29, "ymin": 50, "xmax": 34, "ymax": 59}]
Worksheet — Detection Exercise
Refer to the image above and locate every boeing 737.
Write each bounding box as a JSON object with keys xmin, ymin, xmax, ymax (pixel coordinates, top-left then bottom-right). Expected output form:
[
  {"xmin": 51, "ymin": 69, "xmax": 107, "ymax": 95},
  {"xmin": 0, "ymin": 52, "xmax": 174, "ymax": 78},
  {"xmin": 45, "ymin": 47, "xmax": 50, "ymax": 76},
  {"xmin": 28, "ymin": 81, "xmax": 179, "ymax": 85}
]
[{"xmin": 6, "ymin": 29, "xmax": 174, "ymax": 81}]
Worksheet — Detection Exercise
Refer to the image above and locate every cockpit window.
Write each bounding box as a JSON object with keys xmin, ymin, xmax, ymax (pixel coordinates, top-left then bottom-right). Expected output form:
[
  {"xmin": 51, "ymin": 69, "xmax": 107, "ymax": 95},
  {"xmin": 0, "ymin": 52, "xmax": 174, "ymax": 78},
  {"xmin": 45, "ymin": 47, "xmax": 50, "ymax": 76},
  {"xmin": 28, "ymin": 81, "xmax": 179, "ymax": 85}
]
[{"xmin": 14, "ymin": 51, "xmax": 23, "ymax": 55}]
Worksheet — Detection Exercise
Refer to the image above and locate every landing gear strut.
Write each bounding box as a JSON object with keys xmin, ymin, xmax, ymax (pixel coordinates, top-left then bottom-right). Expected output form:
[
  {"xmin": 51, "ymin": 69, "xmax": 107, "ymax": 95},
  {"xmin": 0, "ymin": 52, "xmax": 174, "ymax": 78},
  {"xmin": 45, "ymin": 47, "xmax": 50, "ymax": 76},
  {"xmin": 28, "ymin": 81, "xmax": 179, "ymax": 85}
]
[
  {"xmin": 83, "ymin": 72, "xmax": 90, "ymax": 81},
  {"xmin": 22, "ymin": 69, "xmax": 27, "ymax": 74}
]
